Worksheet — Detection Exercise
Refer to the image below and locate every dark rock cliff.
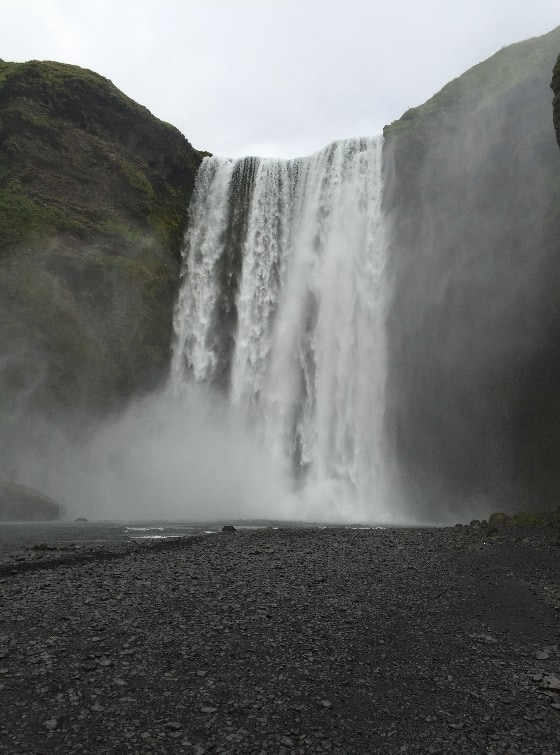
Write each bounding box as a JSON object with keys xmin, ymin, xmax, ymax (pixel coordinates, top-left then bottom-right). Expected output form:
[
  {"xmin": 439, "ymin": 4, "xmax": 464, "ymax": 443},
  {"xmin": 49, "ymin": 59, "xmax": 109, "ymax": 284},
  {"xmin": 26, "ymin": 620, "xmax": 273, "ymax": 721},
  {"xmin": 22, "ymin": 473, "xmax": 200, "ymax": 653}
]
[
  {"xmin": 0, "ymin": 60, "xmax": 203, "ymax": 429},
  {"xmin": 552, "ymin": 52, "xmax": 560, "ymax": 146},
  {"xmin": 383, "ymin": 27, "xmax": 560, "ymax": 517}
]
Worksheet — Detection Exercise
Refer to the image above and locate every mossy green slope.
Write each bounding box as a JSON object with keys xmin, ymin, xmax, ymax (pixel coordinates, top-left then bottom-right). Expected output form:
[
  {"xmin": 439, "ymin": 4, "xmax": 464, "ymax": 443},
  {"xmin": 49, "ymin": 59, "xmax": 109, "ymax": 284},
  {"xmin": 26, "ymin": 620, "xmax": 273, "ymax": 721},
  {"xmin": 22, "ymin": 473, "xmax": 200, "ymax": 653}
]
[
  {"xmin": 0, "ymin": 60, "xmax": 203, "ymax": 421},
  {"xmin": 382, "ymin": 26, "xmax": 560, "ymax": 517}
]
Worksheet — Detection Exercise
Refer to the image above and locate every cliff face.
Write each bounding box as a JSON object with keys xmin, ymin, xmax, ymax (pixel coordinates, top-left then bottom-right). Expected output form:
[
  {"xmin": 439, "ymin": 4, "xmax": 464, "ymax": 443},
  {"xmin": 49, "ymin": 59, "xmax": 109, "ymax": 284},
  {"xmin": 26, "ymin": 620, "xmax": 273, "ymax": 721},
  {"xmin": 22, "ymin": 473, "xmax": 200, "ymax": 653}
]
[
  {"xmin": 0, "ymin": 60, "xmax": 203, "ymax": 427},
  {"xmin": 552, "ymin": 52, "xmax": 560, "ymax": 146},
  {"xmin": 383, "ymin": 27, "xmax": 560, "ymax": 517}
]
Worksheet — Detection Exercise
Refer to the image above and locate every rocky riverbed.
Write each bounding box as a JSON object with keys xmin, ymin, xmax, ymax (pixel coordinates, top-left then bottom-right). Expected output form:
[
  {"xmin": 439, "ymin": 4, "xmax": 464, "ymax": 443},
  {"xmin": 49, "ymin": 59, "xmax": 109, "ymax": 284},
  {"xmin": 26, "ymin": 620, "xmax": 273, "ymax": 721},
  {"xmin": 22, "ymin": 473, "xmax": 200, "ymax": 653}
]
[{"xmin": 1, "ymin": 525, "xmax": 559, "ymax": 754}]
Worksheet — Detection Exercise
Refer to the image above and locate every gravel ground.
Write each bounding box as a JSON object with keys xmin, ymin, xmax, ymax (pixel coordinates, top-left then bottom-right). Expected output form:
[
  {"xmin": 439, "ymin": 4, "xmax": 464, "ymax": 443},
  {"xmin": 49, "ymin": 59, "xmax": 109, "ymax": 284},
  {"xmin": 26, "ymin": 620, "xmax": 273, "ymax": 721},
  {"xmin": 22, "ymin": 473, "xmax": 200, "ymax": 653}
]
[{"xmin": 1, "ymin": 525, "xmax": 559, "ymax": 754}]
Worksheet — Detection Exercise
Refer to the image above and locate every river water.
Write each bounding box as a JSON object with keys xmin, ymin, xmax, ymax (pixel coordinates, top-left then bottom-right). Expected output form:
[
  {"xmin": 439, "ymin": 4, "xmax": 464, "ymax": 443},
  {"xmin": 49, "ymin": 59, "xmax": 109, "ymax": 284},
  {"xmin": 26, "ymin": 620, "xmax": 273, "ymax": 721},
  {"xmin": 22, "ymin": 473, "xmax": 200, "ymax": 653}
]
[{"xmin": 0, "ymin": 519, "xmax": 355, "ymax": 553}]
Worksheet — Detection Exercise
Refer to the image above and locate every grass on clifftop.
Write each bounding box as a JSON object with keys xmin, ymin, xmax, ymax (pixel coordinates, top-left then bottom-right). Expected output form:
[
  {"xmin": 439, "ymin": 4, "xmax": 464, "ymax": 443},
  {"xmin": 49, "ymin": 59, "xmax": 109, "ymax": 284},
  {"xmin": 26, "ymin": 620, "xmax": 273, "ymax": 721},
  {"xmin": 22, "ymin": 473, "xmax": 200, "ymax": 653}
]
[
  {"xmin": 0, "ymin": 59, "xmax": 154, "ymax": 123},
  {"xmin": 0, "ymin": 59, "xmax": 201, "ymax": 257},
  {"xmin": 384, "ymin": 25, "xmax": 560, "ymax": 141}
]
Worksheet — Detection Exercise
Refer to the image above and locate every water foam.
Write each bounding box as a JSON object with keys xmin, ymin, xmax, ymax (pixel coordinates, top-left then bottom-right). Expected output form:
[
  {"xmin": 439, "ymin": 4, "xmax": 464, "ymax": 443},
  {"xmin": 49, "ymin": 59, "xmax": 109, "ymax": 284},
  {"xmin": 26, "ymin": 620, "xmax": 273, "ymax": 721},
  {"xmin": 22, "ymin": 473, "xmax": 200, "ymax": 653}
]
[{"xmin": 172, "ymin": 137, "xmax": 394, "ymax": 522}]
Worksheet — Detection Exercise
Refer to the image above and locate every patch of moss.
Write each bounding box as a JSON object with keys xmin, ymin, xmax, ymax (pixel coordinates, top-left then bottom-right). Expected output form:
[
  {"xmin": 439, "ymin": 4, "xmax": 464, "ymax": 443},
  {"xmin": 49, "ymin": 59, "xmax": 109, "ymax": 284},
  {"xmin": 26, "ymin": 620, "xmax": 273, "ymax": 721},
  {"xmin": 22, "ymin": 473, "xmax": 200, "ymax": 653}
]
[
  {"xmin": 110, "ymin": 151, "xmax": 156, "ymax": 201},
  {"xmin": 0, "ymin": 184, "xmax": 35, "ymax": 247},
  {"xmin": 97, "ymin": 220, "xmax": 148, "ymax": 246},
  {"xmin": 149, "ymin": 194, "xmax": 189, "ymax": 252},
  {"xmin": 0, "ymin": 181, "xmax": 89, "ymax": 251}
]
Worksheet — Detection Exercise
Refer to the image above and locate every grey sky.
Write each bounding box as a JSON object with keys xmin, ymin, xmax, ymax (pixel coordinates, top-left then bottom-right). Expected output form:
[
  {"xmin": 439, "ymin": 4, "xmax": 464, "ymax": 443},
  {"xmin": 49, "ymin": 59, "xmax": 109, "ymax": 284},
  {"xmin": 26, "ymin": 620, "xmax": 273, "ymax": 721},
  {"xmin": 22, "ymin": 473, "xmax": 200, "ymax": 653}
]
[{"xmin": 1, "ymin": 0, "xmax": 559, "ymax": 158}]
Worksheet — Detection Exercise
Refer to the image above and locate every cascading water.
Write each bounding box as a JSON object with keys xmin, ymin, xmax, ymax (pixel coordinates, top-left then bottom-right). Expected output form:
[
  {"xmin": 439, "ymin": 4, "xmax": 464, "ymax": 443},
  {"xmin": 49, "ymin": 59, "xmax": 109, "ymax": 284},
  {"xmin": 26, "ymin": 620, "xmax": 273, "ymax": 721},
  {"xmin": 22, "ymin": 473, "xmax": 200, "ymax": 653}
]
[{"xmin": 171, "ymin": 136, "xmax": 392, "ymax": 522}]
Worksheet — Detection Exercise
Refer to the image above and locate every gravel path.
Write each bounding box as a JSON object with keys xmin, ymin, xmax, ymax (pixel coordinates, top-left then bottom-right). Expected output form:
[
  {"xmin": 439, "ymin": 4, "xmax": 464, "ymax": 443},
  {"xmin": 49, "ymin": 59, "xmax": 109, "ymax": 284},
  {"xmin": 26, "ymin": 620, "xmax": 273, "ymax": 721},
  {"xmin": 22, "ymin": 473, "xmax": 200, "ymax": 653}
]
[{"xmin": 1, "ymin": 526, "xmax": 559, "ymax": 754}]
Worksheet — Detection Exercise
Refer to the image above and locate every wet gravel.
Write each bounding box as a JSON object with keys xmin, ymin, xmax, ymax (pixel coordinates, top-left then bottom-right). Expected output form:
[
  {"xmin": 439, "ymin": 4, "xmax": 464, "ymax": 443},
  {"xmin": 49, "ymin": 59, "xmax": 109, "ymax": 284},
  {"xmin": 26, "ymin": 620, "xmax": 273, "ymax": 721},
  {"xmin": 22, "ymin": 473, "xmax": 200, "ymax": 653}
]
[{"xmin": 1, "ymin": 525, "xmax": 560, "ymax": 754}]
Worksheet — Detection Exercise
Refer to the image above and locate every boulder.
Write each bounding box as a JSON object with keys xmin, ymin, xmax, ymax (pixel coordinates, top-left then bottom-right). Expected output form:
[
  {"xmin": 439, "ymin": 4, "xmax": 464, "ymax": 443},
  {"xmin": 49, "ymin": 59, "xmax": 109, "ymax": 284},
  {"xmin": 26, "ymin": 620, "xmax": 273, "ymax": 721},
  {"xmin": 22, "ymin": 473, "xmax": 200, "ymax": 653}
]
[{"xmin": 0, "ymin": 482, "xmax": 63, "ymax": 521}]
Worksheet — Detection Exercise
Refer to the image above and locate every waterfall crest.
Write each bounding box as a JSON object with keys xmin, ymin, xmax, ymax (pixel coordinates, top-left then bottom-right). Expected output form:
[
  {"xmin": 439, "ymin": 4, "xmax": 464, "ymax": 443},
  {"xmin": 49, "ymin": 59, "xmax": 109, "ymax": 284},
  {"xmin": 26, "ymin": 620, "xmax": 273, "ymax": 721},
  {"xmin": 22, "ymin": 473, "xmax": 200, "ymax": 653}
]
[{"xmin": 172, "ymin": 136, "xmax": 391, "ymax": 522}]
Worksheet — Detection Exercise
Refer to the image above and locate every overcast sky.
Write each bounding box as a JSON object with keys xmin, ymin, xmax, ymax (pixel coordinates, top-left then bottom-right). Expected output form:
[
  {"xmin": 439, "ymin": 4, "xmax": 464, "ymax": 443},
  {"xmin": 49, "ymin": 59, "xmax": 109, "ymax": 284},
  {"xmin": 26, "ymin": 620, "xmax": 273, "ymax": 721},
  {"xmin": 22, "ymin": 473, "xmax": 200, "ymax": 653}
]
[{"xmin": 1, "ymin": 1, "xmax": 559, "ymax": 158}]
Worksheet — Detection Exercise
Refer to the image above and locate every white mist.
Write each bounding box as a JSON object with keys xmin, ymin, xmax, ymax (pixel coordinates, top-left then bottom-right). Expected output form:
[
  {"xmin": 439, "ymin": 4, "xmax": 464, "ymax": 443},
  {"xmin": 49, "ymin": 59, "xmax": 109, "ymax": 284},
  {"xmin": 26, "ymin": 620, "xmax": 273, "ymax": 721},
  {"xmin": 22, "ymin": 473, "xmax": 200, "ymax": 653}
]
[{"xmin": 172, "ymin": 137, "xmax": 397, "ymax": 523}]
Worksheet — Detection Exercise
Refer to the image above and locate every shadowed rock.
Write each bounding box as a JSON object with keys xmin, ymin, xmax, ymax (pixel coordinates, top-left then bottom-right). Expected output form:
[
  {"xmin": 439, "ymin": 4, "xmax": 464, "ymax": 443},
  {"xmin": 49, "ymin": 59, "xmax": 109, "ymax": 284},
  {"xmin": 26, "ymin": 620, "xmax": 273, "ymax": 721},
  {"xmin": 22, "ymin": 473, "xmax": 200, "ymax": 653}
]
[
  {"xmin": 0, "ymin": 481, "xmax": 63, "ymax": 521},
  {"xmin": 551, "ymin": 52, "xmax": 560, "ymax": 147}
]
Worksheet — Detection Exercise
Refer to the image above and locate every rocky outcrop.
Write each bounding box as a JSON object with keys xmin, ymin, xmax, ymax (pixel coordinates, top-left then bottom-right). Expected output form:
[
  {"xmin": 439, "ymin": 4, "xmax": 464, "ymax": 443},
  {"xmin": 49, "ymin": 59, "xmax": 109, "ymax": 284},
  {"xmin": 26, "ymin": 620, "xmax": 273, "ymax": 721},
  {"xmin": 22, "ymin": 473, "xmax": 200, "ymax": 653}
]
[
  {"xmin": 552, "ymin": 53, "xmax": 560, "ymax": 146},
  {"xmin": 383, "ymin": 26, "xmax": 560, "ymax": 517},
  {"xmin": 0, "ymin": 60, "xmax": 204, "ymax": 425},
  {"xmin": 0, "ymin": 482, "xmax": 62, "ymax": 521}
]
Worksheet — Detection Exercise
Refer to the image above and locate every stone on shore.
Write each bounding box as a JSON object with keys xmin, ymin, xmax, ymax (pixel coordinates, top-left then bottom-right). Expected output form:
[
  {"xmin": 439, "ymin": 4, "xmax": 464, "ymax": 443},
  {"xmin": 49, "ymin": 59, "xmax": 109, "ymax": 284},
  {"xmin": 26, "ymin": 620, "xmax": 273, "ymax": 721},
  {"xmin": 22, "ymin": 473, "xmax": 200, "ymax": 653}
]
[{"xmin": 1, "ymin": 526, "xmax": 559, "ymax": 753}]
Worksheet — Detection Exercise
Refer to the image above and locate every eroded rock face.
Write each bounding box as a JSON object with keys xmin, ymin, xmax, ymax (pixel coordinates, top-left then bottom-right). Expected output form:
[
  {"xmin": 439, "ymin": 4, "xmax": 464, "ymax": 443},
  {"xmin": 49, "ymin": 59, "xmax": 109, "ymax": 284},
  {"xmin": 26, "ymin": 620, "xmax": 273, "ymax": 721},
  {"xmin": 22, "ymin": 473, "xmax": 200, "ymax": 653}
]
[
  {"xmin": 552, "ymin": 53, "xmax": 560, "ymax": 147},
  {"xmin": 0, "ymin": 60, "xmax": 204, "ymax": 422},
  {"xmin": 0, "ymin": 482, "xmax": 62, "ymax": 521}
]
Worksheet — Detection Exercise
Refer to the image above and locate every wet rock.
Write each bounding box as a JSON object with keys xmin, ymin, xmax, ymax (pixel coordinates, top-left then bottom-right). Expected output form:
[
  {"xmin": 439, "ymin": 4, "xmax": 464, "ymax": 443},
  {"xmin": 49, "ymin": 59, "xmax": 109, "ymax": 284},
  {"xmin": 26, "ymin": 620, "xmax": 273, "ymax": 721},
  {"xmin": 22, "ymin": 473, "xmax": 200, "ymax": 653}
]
[
  {"xmin": 165, "ymin": 721, "xmax": 182, "ymax": 730},
  {"xmin": 0, "ymin": 482, "xmax": 63, "ymax": 522},
  {"xmin": 541, "ymin": 675, "xmax": 560, "ymax": 691},
  {"xmin": 1, "ymin": 526, "xmax": 560, "ymax": 753}
]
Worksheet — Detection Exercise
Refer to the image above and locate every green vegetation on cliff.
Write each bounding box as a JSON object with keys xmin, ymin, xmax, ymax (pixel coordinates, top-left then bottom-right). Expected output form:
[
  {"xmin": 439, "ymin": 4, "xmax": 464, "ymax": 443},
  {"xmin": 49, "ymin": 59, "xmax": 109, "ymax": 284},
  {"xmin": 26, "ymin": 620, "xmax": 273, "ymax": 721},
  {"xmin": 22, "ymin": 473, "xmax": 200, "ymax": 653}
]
[
  {"xmin": 0, "ymin": 60, "xmax": 204, "ymax": 420},
  {"xmin": 0, "ymin": 60, "xmax": 201, "ymax": 252}
]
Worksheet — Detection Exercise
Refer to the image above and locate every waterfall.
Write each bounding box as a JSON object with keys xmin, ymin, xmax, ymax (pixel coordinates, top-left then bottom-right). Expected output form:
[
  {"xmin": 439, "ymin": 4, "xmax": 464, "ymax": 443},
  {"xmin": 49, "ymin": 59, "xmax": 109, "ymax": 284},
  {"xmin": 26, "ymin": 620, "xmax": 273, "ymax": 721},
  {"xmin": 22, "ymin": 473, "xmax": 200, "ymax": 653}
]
[{"xmin": 171, "ymin": 136, "xmax": 391, "ymax": 522}]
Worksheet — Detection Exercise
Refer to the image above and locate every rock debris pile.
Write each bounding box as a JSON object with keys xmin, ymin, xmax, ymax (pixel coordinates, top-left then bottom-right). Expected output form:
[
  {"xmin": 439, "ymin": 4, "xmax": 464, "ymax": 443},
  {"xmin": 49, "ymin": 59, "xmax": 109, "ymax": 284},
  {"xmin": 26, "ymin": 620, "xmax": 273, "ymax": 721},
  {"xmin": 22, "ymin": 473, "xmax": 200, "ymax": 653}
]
[{"xmin": 0, "ymin": 526, "xmax": 559, "ymax": 754}]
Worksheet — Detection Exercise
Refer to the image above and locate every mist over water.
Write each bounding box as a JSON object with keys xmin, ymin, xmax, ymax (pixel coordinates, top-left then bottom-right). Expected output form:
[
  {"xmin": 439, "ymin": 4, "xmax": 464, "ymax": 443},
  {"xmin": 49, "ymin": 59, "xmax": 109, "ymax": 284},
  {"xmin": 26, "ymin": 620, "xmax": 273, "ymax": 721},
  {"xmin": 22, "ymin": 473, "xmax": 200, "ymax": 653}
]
[
  {"xmin": 14, "ymin": 389, "xmax": 292, "ymax": 522},
  {"xmin": 171, "ymin": 136, "xmax": 397, "ymax": 524},
  {"xmin": 4, "ymin": 137, "xmax": 401, "ymax": 525}
]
